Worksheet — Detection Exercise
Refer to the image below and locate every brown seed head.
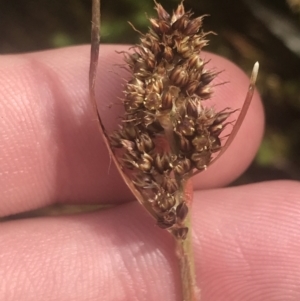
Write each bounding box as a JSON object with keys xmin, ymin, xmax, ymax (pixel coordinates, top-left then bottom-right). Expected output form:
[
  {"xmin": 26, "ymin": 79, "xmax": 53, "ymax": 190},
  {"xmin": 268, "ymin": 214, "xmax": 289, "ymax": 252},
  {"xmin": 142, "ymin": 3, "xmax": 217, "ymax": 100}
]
[{"xmin": 108, "ymin": 2, "xmax": 242, "ymax": 238}]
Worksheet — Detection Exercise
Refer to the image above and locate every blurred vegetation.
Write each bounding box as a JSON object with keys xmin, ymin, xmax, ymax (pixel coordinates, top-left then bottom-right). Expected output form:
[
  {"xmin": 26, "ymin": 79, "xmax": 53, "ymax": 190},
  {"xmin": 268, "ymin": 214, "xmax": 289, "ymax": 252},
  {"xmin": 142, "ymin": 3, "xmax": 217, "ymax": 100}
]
[{"xmin": 1, "ymin": 0, "xmax": 300, "ymax": 187}]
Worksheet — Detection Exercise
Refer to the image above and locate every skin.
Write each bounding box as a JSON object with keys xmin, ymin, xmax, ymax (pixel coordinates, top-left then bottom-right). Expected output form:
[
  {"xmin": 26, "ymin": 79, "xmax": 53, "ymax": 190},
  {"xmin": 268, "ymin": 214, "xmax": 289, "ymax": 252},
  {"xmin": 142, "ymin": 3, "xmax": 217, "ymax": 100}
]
[{"xmin": 0, "ymin": 45, "xmax": 299, "ymax": 301}]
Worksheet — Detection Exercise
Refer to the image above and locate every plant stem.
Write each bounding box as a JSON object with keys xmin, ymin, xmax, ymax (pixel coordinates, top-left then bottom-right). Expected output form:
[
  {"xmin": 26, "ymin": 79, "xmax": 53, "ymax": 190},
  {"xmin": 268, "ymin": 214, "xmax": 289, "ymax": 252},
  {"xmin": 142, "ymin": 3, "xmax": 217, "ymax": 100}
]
[
  {"xmin": 162, "ymin": 114, "xmax": 199, "ymax": 301},
  {"xmin": 176, "ymin": 211, "xmax": 199, "ymax": 301},
  {"xmin": 174, "ymin": 179, "xmax": 199, "ymax": 301}
]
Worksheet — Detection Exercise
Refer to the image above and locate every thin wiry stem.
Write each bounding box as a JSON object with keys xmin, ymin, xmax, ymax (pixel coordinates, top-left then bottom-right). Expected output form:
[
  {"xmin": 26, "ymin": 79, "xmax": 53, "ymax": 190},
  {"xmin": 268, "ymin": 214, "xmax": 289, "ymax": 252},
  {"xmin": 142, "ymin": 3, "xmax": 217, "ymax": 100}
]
[
  {"xmin": 211, "ymin": 62, "xmax": 259, "ymax": 163},
  {"xmin": 89, "ymin": 0, "xmax": 100, "ymax": 107}
]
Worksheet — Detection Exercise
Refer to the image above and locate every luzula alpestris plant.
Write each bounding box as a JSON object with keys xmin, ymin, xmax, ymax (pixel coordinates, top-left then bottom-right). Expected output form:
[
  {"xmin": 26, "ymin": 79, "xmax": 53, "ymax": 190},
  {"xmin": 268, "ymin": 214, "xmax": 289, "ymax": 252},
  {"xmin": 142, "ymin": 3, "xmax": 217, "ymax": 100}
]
[{"xmin": 90, "ymin": 1, "xmax": 258, "ymax": 300}]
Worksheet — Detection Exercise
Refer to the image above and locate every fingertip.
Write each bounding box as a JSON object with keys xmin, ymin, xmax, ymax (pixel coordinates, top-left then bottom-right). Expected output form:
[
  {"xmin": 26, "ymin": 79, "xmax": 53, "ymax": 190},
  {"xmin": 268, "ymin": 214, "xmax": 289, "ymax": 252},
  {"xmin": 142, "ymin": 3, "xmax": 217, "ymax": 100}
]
[{"xmin": 192, "ymin": 180, "xmax": 300, "ymax": 300}]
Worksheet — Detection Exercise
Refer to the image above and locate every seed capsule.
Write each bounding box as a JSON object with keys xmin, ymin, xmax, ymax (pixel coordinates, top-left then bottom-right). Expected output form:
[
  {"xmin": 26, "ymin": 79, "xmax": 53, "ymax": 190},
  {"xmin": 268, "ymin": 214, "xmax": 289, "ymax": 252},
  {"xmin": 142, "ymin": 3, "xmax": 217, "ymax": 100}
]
[
  {"xmin": 176, "ymin": 116, "xmax": 195, "ymax": 136},
  {"xmin": 175, "ymin": 37, "xmax": 194, "ymax": 58},
  {"xmin": 173, "ymin": 227, "xmax": 189, "ymax": 240},
  {"xmin": 193, "ymin": 36, "xmax": 209, "ymax": 49},
  {"xmin": 127, "ymin": 78, "xmax": 145, "ymax": 94},
  {"xmin": 192, "ymin": 135, "xmax": 209, "ymax": 152},
  {"xmin": 173, "ymin": 157, "xmax": 191, "ymax": 176},
  {"xmin": 133, "ymin": 174, "xmax": 156, "ymax": 189},
  {"xmin": 177, "ymin": 134, "xmax": 191, "ymax": 153},
  {"xmin": 186, "ymin": 98, "xmax": 201, "ymax": 118},
  {"xmin": 154, "ymin": 153, "xmax": 171, "ymax": 173},
  {"xmin": 210, "ymin": 136, "xmax": 221, "ymax": 152},
  {"xmin": 201, "ymin": 71, "xmax": 217, "ymax": 85},
  {"xmin": 187, "ymin": 54, "xmax": 204, "ymax": 70},
  {"xmin": 126, "ymin": 92, "xmax": 144, "ymax": 103},
  {"xmin": 196, "ymin": 85, "xmax": 213, "ymax": 99},
  {"xmin": 122, "ymin": 152, "xmax": 139, "ymax": 170},
  {"xmin": 184, "ymin": 16, "xmax": 204, "ymax": 35},
  {"xmin": 209, "ymin": 123, "xmax": 224, "ymax": 135},
  {"xmin": 135, "ymin": 133, "xmax": 154, "ymax": 153},
  {"xmin": 214, "ymin": 111, "xmax": 233, "ymax": 124},
  {"xmin": 133, "ymin": 59, "xmax": 148, "ymax": 74},
  {"xmin": 120, "ymin": 139, "xmax": 136, "ymax": 152},
  {"xmin": 150, "ymin": 18, "xmax": 171, "ymax": 34},
  {"xmin": 123, "ymin": 125, "xmax": 138, "ymax": 140},
  {"xmin": 185, "ymin": 80, "xmax": 199, "ymax": 95},
  {"xmin": 171, "ymin": 14, "xmax": 189, "ymax": 31},
  {"xmin": 138, "ymin": 153, "xmax": 153, "ymax": 172},
  {"xmin": 144, "ymin": 92, "xmax": 161, "ymax": 110},
  {"xmin": 155, "ymin": 3, "xmax": 170, "ymax": 21},
  {"xmin": 162, "ymin": 85, "xmax": 180, "ymax": 110},
  {"xmin": 157, "ymin": 210, "xmax": 176, "ymax": 229},
  {"xmin": 110, "ymin": 131, "xmax": 123, "ymax": 148},
  {"xmin": 157, "ymin": 195, "xmax": 176, "ymax": 211},
  {"xmin": 171, "ymin": 2, "xmax": 185, "ymax": 23},
  {"xmin": 170, "ymin": 65, "xmax": 189, "ymax": 87},
  {"xmin": 161, "ymin": 176, "xmax": 178, "ymax": 194},
  {"xmin": 146, "ymin": 78, "xmax": 163, "ymax": 94},
  {"xmin": 176, "ymin": 202, "xmax": 189, "ymax": 222},
  {"xmin": 163, "ymin": 46, "xmax": 174, "ymax": 61},
  {"xmin": 191, "ymin": 151, "xmax": 211, "ymax": 170}
]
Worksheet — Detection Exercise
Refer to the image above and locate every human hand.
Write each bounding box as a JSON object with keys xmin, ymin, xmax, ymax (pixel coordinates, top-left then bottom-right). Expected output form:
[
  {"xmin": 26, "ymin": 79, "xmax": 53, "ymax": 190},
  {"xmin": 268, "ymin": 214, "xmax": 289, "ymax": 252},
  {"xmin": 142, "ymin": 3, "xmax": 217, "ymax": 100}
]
[{"xmin": 1, "ymin": 45, "xmax": 299, "ymax": 300}]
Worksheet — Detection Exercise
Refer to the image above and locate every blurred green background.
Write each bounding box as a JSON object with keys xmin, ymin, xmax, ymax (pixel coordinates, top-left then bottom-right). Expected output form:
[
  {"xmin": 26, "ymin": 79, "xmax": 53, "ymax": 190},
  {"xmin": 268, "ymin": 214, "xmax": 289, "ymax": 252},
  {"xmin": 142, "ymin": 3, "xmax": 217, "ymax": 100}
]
[{"xmin": 1, "ymin": 0, "xmax": 300, "ymax": 186}]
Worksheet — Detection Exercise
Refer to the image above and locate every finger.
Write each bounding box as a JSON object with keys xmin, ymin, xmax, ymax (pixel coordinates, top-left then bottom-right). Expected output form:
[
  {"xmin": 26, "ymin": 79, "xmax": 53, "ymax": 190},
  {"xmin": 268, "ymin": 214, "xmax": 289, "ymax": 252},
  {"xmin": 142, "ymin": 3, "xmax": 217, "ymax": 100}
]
[
  {"xmin": 0, "ymin": 181, "xmax": 299, "ymax": 301},
  {"xmin": 193, "ymin": 180, "xmax": 300, "ymax": 300},
  {"xmin": 1, "ymin": 45, "xmax": 131, "ymax": 216},
  {"xmin": 0, "ymin": 45, "xmax": 263, "ymax": 216}
]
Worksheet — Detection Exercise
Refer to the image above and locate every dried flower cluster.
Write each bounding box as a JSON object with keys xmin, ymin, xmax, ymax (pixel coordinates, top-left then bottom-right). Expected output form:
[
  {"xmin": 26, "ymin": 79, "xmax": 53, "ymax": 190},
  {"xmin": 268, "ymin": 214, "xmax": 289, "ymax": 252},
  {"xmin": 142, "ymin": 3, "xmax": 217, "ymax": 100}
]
[{"xmin": 110, "ymin": 2, "xmax": 234, "ymax": 239}]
